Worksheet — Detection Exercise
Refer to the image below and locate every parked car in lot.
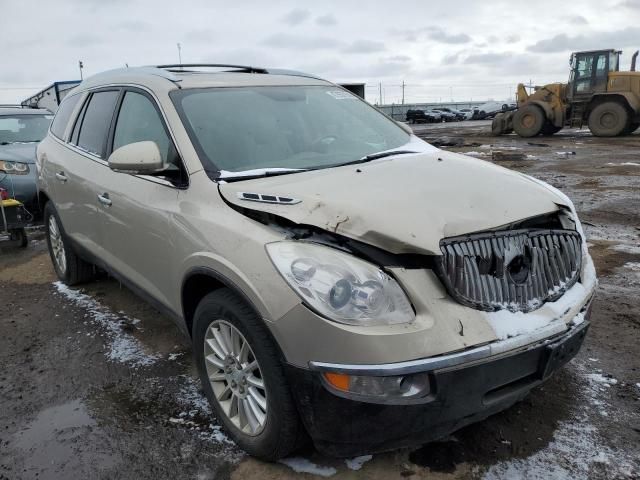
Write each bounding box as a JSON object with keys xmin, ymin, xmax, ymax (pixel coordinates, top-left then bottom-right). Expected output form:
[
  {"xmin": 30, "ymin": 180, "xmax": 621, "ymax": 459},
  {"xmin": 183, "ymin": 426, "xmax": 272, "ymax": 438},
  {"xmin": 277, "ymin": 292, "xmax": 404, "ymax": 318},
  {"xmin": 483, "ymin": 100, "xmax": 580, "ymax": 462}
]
[
  {"xmin": 405, "ymin": 108, "xmax": 440, "ymax": 123},
  {"xmin": 38, "ymin": 65, "xmax": 596, "ymax": 461},
  {"xmin": 0, "ymin": 107, "xmax": 53, "ymax": 217},
  {"xmin": 472, "ymin": 101, "xmax": 517, "ymax": 120},
  {"xmin": 431, "ymin": 108, "xmax": 459, "ymax": 122},
  {"xmin": 458, "ymin": 108, "xmax": 474, "ymax": 120}
]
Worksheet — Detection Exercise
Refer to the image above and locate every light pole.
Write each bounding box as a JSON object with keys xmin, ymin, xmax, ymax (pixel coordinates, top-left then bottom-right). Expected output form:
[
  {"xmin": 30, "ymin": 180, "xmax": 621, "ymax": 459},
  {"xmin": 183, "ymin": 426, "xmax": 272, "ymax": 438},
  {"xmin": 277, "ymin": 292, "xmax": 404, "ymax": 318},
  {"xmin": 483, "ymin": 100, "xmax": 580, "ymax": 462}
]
[
  {"xmin": 177, "ymin": 43, "xmax": 182, "ymax": 65},
  {"xmin": 78, "ymin": 60, "xmax": 84, "ymax": 80}
]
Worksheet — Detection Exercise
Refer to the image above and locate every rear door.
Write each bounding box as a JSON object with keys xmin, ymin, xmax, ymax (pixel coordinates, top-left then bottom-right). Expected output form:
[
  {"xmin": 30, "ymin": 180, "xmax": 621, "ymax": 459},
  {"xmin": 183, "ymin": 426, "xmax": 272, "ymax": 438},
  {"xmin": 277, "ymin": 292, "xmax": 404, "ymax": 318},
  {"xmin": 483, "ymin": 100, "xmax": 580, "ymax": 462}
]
[
  {"xmin": 51, "ymin": 89, "xmax": 120, "ymax": 257},
  {"xmin": 97, "ymin": 88, "xmax": 187, "ymax": 309}
]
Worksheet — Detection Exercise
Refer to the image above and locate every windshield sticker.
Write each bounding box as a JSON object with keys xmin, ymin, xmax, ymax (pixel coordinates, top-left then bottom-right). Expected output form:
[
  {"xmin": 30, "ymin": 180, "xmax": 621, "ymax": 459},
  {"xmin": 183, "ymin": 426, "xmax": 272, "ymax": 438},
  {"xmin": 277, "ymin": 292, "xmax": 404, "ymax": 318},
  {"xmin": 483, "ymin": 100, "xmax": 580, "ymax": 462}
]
[{"xmin": 326, "ymin": 90, "xmax": 355, "ymax": 100}]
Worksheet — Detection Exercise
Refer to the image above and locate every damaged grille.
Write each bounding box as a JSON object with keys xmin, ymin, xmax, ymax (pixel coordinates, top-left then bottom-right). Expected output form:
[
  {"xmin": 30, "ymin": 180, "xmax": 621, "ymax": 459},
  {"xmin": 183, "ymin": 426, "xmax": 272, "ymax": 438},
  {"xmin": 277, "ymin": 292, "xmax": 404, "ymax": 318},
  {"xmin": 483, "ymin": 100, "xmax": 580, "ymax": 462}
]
[{"xmin": 437, "ymin": 229, "xmax": 582, "ymax": 313}]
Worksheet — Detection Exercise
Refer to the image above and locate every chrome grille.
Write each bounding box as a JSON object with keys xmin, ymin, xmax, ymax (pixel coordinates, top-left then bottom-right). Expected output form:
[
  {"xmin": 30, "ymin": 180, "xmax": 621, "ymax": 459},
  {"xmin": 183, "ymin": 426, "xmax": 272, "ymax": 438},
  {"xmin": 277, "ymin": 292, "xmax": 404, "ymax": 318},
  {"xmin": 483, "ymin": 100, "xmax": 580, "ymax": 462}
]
[{"xmin": 437, "ymin": 229, "xmax": 582, "ymax": 313}]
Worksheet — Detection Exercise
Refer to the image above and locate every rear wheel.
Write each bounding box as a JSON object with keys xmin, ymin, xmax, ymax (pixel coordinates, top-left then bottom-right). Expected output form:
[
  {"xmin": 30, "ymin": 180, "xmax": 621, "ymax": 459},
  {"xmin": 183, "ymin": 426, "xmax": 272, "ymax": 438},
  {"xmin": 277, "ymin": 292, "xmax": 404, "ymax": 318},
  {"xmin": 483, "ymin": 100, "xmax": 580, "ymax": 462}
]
[
  {"xmin": 193, "ymin": 289, "xmax": 304, "ymax": 461},
  {"xmin": 588, "ymin": 101, "xmax": 629, "ymax": 137},
  {"xmin": 44, "ymin": 202, "xmax": 94, "ymax": 285},
  {"xmin": 513, "ymin": 104, "xmax": 546, "ymax": 137},
  {"xmin": 541, "ymin": 123, "xmax": 562, "ymax": 135}
]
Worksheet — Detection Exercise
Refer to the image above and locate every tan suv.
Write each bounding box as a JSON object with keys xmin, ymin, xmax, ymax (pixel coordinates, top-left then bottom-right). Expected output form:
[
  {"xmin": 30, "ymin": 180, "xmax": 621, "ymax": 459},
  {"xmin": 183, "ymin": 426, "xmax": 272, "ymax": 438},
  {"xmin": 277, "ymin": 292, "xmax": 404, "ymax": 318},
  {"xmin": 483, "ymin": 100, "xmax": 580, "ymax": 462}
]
[{"xmin": 37, "ymin": 64, "xmax": 597, "ymax": 460}]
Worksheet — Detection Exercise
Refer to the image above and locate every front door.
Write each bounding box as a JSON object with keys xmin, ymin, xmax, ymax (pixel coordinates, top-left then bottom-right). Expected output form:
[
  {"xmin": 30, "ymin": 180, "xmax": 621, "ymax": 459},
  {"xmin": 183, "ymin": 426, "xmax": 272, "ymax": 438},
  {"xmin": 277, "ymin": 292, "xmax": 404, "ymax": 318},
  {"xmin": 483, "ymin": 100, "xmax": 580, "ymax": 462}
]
[
  {"xmin": 571, "ymin": 52, "xmax": 609, "ymax": 99},
  {"xmin": 98, "ymin": 89, "xmax": 188, "ymax": 310}
]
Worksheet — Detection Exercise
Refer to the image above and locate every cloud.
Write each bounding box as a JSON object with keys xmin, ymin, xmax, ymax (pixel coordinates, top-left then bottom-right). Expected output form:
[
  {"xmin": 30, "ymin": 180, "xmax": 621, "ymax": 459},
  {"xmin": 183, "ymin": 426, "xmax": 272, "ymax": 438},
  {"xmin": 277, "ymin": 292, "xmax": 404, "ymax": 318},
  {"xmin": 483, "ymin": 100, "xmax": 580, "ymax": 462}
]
[
  {"xmin": 527, "ymin": 27, "xmax": 640, "ymax": 53},
  {"xmin": 568, "ymin": 15, "xmax": 588, "ymax": 25},
  {"xmin": 263, "ymin": 33, "xmax": 341, "ymax": 50},
  {"xmin": 65, "ymin": 33, "xmax": 104, "ymax": 46},
  {"xmin": 281, "ymin": 8, "xmax": 311, "ymax": 26},
  {"xmin": 427, "ymin": 27, "xmax": 471, "ymax": 44},
  {"xmin": 386, "ymin": 55, "xmax": 412, "ymax": 62},
  {"xmin": 315, "ymin": 14, "xmax": 337, "ymax": 26},
  {"xmin": 506, "ymin": 34, "xmax": 520, "ymax": 43},
  {"xmin": 390, "ymin": 26, "xmax": 470, "ymax": 44},
  {"xmin": 115, "ymin": 20, "xmax": 152, "ymax": 32},
  {"xmin": 616, "ymin": 0, "xmax": 640, "ymax": 8},
  {"xmin": 466, "ymin": 52, "xmax": 514, "ymax": 64},
  {"xmin": 341, "ymin": 40, "xmax": 385, "ymax": 54},
  {"xmin": 184, "ymin": 29, "xmax": 215, "ymax": 43}
]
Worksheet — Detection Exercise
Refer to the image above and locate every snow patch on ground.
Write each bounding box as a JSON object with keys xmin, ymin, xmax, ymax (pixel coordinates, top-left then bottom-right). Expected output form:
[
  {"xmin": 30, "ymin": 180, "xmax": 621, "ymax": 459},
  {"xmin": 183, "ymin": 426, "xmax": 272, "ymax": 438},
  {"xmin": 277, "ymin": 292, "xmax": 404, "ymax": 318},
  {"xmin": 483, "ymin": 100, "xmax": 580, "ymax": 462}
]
[
  {"xmin": 280, "ymin": 457, "xmax": 337, "ymax": 477},
  {"xmin": 53, "ymin": 282, "xmax": 158, "ymax": 367},
  {"xmin": 483, "ymin": 363, "xmax": 637, "ymax": 479},
  {"xmin": 605, "ymin": 162, "xmax": 640, "ymax": 167},
  {"xmin": 345, "ymin": 455, "xmax": 373, "ymax": 471},
  {"xmin": 611, "ymin": 244, "xmax": 640, "ymax": 255}
]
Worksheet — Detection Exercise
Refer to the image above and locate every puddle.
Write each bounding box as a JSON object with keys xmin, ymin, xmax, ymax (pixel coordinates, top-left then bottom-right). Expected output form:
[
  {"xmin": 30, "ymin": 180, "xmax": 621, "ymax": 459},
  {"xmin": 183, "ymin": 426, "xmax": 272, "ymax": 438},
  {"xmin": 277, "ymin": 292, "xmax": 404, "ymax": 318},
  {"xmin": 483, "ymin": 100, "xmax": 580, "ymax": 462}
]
[{"xmin": 12, "ymin": 399, "xmax": 115, "ymax": 479}]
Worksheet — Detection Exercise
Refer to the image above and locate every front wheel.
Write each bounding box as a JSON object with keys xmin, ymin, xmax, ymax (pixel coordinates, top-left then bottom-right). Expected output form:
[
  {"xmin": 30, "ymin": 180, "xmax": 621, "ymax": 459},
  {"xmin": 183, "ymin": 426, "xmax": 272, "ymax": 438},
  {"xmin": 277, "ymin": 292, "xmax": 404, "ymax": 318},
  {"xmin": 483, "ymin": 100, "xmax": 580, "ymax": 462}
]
[
  {"xmin": 44, "ymin": 202, "xmax": 94, "ymax": 285},
  {"xmin": 193, "ymin": 289, "xmax": 304, "ymax": 460},
  {"xmin": 513, "ymin": 104, "xmax": 546, "ymax": 137}
]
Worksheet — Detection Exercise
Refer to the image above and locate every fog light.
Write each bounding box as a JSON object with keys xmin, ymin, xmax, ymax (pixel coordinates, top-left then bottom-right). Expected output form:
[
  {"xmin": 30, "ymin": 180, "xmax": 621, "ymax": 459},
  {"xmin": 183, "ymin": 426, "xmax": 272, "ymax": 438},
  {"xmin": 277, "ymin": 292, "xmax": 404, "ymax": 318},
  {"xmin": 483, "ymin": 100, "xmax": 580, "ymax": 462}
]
[{"xmin": 322, "ymin": 371, "xmax": 431, "ymax": 400}]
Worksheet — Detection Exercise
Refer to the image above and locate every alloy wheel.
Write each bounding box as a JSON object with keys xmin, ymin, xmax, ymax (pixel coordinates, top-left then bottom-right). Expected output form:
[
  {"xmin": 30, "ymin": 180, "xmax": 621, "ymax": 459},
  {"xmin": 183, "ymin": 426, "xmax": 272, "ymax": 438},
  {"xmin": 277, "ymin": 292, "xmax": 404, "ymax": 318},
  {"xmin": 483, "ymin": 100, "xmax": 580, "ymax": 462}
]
[
  {"xmin": 204, "ymin": 320, "xmax": 268, "ymax": 436},
  {"xmin": 48, "ymin": 215, "xmax": 67, "ymax": 275}
]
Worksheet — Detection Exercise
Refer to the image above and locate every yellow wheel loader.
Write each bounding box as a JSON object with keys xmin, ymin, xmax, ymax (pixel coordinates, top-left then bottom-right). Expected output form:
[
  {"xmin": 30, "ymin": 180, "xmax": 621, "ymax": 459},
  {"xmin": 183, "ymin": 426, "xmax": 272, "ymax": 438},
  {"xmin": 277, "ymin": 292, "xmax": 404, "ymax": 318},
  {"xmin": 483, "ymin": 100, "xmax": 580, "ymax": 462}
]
[{"xmin": 493, "ymin": 49, "xmax": 640, "ymax": 137}]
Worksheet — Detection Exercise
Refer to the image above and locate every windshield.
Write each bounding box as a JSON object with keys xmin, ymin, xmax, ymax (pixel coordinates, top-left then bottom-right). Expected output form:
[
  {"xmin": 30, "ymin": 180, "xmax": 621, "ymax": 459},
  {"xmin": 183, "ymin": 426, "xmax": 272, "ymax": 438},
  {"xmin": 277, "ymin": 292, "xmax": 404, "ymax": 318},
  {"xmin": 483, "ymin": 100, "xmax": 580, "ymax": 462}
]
[
  {"xmin": 0, "ymin": 114, "xmax": 53, "ymax": 144},
  {"xmin": 171, "ymin": 86, "xmax": 410, "ymax": 174}
]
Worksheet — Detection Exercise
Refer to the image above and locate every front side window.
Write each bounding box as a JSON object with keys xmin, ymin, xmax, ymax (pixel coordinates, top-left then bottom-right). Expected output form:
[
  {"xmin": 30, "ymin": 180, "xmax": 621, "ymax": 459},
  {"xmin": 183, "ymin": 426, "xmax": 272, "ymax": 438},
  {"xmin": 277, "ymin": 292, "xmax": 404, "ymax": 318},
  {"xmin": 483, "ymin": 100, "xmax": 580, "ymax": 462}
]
[
  {"xmin": 112, "ymin": 91, "xmax": 184, "ymax": 184},
  {"xmin": 172, "ymin": 85, "xmax": 409, "ymax": 175},
  {"xmin": 50, "ymin": 94, "xmax": 80, "ymax": 139},
  {"xmin": 76, "ymin": 90, "xmax": 119, "ymax": 157},
  {"xmin": 0, "ymin": 114, "xmax": 53, "ymax": 144}
]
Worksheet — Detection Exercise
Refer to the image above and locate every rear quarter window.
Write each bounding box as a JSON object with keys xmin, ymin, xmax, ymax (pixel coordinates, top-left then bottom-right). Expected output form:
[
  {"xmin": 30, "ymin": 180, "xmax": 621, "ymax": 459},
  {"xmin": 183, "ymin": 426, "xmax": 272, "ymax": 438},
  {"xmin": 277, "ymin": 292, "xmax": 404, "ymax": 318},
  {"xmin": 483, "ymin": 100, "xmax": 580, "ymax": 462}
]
[{"xmin": 50, "ymin": 94, "xmax": 81, "ymax": 140}]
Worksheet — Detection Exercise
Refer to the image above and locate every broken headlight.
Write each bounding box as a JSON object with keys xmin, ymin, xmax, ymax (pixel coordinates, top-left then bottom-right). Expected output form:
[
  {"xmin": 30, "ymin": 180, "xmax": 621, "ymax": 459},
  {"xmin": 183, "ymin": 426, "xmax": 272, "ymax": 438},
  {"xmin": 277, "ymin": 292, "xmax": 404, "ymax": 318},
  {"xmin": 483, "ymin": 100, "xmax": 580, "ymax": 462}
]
[{"xmin": 266, "ymin": 241, "xmax": 415, "ymax": 326}]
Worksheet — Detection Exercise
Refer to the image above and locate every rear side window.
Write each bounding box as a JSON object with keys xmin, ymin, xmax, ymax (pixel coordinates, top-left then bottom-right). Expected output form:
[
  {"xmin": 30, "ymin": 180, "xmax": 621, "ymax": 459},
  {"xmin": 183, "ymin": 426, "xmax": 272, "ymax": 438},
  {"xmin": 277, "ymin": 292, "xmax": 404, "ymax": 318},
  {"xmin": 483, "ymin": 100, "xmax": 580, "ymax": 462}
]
[
  {"xmin": 76, "ymin": 90, "xmax": 119, "ymax": 157},
  {"xmin": 50, "ymin": 94, "xmax": 80, "ymax": 140}
]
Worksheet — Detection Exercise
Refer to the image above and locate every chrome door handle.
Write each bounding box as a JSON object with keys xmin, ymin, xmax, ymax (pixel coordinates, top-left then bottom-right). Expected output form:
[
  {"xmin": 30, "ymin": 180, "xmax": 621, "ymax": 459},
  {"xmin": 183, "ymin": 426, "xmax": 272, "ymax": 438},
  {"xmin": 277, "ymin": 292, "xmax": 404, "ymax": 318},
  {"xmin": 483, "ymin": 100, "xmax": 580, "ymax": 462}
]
[
  {"xmin": 97, "ymin": 193, "xmax": 112, "ymax": 206},
  {"xmin": 55, "ymin": 172, "xmax": 67, "ymax": 182}
]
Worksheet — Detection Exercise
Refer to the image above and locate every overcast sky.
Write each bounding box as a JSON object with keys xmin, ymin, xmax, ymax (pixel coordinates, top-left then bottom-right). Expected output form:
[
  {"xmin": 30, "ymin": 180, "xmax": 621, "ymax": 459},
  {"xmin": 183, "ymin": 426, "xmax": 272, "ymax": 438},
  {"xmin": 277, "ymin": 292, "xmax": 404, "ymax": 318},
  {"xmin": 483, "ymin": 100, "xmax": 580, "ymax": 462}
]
[{"xmin": 1, "ymin": 0, "xmax": 639, "ymax": 104}]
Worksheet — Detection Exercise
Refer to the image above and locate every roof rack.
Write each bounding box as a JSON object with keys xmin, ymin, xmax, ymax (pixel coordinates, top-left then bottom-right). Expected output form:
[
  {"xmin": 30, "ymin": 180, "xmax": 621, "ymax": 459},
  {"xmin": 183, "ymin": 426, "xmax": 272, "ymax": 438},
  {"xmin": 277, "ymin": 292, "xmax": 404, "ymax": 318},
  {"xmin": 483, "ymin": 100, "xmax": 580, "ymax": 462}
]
[{"xmin": 157, "ymin": 64, "xmax": 268, "ymax": 74}]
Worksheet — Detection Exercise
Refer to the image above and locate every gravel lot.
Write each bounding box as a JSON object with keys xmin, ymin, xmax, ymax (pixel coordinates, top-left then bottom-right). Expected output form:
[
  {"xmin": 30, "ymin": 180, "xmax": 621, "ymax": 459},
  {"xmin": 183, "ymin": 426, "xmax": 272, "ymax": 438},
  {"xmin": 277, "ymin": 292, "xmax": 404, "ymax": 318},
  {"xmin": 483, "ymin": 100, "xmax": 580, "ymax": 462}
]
[{"xmin": 1, "ymin": 121, "xmax": 639, "ymax": 480}]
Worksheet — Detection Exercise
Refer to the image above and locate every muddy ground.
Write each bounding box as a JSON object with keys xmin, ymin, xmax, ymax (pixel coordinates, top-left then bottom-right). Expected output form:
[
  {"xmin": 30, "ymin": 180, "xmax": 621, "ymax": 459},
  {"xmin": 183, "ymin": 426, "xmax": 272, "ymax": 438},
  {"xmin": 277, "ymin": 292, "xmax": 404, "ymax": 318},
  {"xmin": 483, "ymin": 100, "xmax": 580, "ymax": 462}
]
[{"xmin": 1, "ymin": 121, "xmax": 639, "ymax": 480}]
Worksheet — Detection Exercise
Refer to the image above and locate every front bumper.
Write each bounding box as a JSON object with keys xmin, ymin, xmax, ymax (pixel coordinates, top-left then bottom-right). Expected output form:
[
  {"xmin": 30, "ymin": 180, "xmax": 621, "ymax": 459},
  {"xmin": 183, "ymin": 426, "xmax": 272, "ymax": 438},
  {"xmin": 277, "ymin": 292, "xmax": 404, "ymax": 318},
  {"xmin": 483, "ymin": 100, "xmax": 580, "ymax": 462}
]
[{"xmin": 286, "ymin": 319, "xmax": 589, "ymax": 457}]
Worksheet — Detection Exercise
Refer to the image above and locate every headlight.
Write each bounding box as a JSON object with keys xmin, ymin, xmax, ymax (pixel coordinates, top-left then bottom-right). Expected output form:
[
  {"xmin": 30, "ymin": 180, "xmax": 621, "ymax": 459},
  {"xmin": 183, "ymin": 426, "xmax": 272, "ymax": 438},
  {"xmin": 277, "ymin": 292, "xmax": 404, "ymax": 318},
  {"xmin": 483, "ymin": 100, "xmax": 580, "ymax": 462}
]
[
  {"xmin": 266, "ymin": 241, "xmax": 415, "ymax": 326},
  {"xmin": 0, "ymin": 160, "xmax": 30, "ymax": 175}
]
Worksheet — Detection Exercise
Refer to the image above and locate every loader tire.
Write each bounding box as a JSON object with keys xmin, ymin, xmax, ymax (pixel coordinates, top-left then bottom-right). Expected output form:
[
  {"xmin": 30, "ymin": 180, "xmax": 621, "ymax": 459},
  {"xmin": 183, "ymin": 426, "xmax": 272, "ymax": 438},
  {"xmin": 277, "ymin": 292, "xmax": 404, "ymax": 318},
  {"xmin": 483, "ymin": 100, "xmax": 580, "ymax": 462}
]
[
  {"xmin": 588, "ymin": 101, "xmax": 629, "ymax": 137},
  {"xmin": 491, "ymin": 115, "xmax": 505, "ymax": 136},
  {"xmin": 513, "ymin": 104, "xmax": 545, "ymax": 137},
  {"xmin": 541, "ymin": 123, "xmax": 562, "ymax": 135}
]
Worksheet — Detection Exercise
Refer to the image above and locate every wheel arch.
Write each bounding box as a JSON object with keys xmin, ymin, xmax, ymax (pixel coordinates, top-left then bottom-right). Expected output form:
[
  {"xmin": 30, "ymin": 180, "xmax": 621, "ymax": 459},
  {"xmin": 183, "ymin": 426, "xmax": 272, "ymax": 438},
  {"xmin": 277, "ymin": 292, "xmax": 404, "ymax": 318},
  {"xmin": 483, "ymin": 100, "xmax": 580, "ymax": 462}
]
[
  {"xmin": 181, "ymin": 267, "xmax": 289, "ymax": 362},
  {"xmin": 588, "ymin": 93, "xmax": 637, "ymax": 115}
]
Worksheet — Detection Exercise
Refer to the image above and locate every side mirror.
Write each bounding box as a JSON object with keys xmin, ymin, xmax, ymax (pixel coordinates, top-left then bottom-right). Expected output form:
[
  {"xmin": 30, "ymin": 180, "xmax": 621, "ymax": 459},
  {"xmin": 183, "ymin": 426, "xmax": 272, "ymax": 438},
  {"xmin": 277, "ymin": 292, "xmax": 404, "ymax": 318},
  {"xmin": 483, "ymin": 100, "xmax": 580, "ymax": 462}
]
[
  {"xmin": 107, "ymin": 141, "xmax": 165, "ymax": 174},
  {"xmin": 396, "ymin": 121, "xmax": 413, "ymax": 135}
]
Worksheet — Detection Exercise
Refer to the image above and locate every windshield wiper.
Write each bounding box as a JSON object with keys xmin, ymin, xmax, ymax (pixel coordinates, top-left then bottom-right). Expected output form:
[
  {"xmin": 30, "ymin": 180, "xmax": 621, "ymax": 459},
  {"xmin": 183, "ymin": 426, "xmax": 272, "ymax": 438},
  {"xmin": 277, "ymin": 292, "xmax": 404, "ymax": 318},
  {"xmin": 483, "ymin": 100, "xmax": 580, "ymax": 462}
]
[
  {"xmin": 336, "ymin": 150, "xmax": 418, "ymax": 168},
  {"xmin": 217, "ymin": 168, "xmax": 310, "ymax": 182}
]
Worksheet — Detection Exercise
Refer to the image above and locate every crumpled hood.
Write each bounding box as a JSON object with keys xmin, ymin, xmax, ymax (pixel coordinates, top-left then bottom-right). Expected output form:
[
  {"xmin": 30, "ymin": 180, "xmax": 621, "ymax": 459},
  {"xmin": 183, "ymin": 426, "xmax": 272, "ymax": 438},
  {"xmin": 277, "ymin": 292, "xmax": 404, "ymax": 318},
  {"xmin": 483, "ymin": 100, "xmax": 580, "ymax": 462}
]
[
  {"xmin": 0, "ymin": 143, "xmax": 37, "ymax": 164},
  {"xmin": 219, "ymin": 149, "xmax": 568, "ymax": 255}
]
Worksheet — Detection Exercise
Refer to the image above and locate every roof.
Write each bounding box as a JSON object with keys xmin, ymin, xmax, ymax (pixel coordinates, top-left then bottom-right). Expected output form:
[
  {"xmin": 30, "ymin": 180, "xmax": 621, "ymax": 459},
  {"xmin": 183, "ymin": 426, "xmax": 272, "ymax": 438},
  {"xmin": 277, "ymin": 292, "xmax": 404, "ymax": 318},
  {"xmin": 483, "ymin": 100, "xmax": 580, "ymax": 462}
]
[
  {"xmin": 74, "ymin": 65, "xmax": 334, "ymax": 94},
  {"xmin": 0, "ymin": 107, "xmax": 52, "ymax": 116}
]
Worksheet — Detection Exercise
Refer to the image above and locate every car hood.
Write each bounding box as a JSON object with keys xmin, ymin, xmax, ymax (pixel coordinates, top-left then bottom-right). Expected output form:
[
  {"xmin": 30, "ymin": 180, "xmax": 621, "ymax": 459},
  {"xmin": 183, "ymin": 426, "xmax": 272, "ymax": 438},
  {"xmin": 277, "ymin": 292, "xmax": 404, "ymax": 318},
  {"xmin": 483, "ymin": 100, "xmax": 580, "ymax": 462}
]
[
  {"xmin": 0, "ymin": 143, "xmax": 38, "ymax": 164},
  {"xmin": 219, "ymin": 149, "xmax": 568, "ymax": 255}
]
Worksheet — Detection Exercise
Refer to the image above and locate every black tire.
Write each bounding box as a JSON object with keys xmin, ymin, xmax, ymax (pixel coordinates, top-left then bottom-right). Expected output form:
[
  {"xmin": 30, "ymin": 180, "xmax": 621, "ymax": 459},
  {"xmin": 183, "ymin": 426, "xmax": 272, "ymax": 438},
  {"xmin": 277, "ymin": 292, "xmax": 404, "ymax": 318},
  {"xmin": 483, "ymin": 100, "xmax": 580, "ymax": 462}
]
[
  {"xmin": 622, "ymin": 121, "xmax": 639, "ymax": 135},
  {"xmin": 44, "ymin": 202, "xmax": 94, "ymax": 285},
  {"xmin": 541, "ymin": 123, "xmax": 562, "ymax": 135},
  {"xmin": 513, "ymin": 104, "xmax": 546, "ymax": 137},
  {"xmin": 491, "ymin": 114, "xmax": 505, "ymax": 136},
  {"xmin": 8, "ymin": 228, "xmax": 28, "ymax": 248},
  {"xmin": 192, "ymin": 289, "xmax": 305, "ymax": 461},
  {"xmin": 588, "ymin": 101, "xmax": 629, "ymax": 137}
]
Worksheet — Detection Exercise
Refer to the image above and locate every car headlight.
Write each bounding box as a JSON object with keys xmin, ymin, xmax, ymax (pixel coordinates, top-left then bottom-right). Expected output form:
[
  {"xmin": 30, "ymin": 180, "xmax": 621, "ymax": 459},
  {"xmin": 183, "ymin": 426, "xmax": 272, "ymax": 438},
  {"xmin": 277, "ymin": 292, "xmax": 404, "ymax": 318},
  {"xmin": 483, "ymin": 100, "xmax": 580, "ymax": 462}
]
[
  {"xmin": 0, "ymin": 160, "xmax": 30, "ymax": 175},
  {"xmin": 266, "ymin": 241, "xmax": 415, "ymax": 326}
]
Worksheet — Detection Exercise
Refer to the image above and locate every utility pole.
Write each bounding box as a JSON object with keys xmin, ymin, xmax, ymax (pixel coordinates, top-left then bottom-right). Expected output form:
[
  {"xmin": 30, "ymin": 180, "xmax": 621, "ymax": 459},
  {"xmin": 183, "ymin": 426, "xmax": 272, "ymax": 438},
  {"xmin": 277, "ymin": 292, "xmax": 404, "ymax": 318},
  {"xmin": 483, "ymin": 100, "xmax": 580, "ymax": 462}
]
[
  {"xmin": 401, "ymin": 81, "xmax": 405, "ymax": 104},
  {"xmin": 177, "ymin": 43, "xmax": 182, "ymax": 65},
  {"xmin": 78, "ymin": 60, "xmax": 84, "ymax": 80},
  {"xmin": 379, "ymin": 82, "xmax": 382, "ymax": 106}
]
